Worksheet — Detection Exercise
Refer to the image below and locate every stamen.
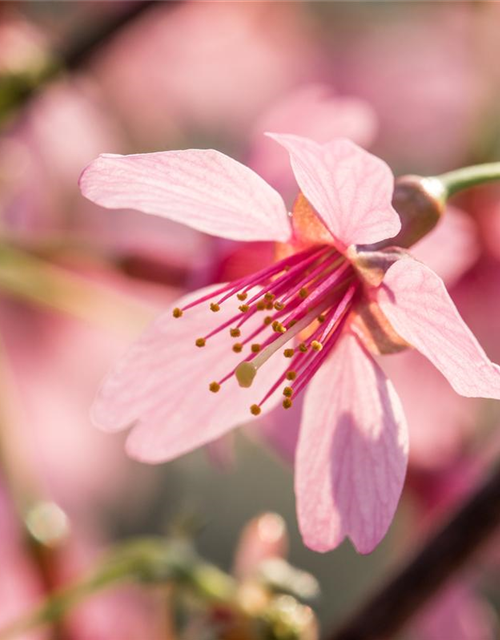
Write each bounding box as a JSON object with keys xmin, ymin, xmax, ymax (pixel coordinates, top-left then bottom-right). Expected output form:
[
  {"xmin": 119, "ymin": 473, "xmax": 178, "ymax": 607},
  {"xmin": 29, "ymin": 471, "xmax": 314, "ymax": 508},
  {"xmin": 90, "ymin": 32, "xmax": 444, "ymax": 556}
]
[
  {"xmin": 195, "ymin": 338, "xmax": 206, "ymax": 348},
  {"xmin": 286, "ymin": 371, "xmax": 297, "ymax": 381},
  {"xmin": 283, "ymin": 386, "xmax": 293, "ymax": 398},
  {"xmin": 282, "ymin": 398, "xmax": 293, "ymax": 409},
  {"xmin": 210, "ymin": 303, "xmax": 220, "ymax": 312},
  {"xmin": 239, "ymin": 304, "xmax": 250, "ymax": 313},
  {"xmin": 311, "ymin": 340, "xmax": 323, "ymax": 352},
  {"xmin": 209, "ymin": 382, "xmax": 221, "ymax": 393},
  {"xmin": 230, "ymin": 328, "xmax": 241, "ymax": 338},
  {"xmin": 284, "ymin": 348, "xmax": 294, "ymax": 358},
  {"xmin": 250, "ymin": 404, "xmax": 262, "ymax": 416},
  {"xmin": 251, "ymin": 344, "xmax": 261, "ymax": 353},
  {"xmin": 173, "ymin": 307, "xmax": 183, "ymax": 318},
  {"xmin": 237, "ymin": 292, "xmax": 247, "ymax": 301},
  {"xmin": 232, "ymin": 343, "xmax": 243, "ymax": 353}
]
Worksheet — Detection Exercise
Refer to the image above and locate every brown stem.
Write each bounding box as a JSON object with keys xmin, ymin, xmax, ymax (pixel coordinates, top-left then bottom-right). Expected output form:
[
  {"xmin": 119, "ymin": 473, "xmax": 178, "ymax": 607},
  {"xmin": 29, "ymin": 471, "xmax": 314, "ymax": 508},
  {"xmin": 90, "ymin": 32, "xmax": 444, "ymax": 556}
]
[{"xmin": 327, "ymin": 462, "xmax": 500, "ymax": 640}]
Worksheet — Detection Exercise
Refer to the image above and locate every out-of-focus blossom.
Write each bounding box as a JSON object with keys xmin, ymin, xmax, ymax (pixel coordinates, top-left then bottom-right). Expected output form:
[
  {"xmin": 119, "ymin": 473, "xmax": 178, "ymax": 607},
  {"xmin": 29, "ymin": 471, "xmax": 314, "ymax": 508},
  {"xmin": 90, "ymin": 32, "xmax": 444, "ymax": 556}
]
[
  {"xmin": 333, "ymin": 3, "xmax": 490, "ymax": 171},
  {"xmin": 93, "ymin": 2, "xmax": 326, "ymax": 145},
  {"xmin": 80, "ymin": 135, "xmax": 500, "ymax": 554}
]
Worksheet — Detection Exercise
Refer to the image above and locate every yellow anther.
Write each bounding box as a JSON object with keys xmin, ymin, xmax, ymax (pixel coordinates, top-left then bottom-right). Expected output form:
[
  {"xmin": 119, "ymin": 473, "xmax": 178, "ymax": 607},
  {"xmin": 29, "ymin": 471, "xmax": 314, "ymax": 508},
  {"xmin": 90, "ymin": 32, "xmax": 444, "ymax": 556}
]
[
  {"xmin": 286, "ymin": 371, "xmax": 297, "ymax": 381},
  {"xmin": 232, "ymin": 343, "xmax": 243, "ymax": 353},
  {"xmin": 299, "ymin": 288, "xmax": 309, "ymax": 298},
  {"xmin": 283, "ymin": 386, "xmax": 293, "ymax": 398},
  {"xmin": 299, "ymin": 343, "xmax": 308, "ymax": 353},
  {"xmin": 318, "ymin": 314, "xmax": 326, "ymax": 323},
  {"xmin": 230, "ymin": 328, "xmax": 241, "ymax": 338},
  {"xmin": 256, "ymin": 300, "xmax": 266, "ymax": 311},
  {"xmin": 266, "ymin": 302, "xmax": 274, "ymax": 310},
  {"xmin": 172, "ymin": 307, "xmax": 183, "ymax": 318},
  {"xmin": 251, "ymin": 343, "xmax": 261, "ymax": 353},
  {"xmin": 195, "ymin": 338, "xmax": 206, "ymax": 348},
  {"xmin": 239, "ymin": 304, "xmax": 250, "ymax": 313},
  {"xmin": 210, "ymin": 303, "xmax": 220, "ymax": 312},
  {"xmin": 264, "ymin": 292, "xmax": 275, "ymax": 301},
  {"xmin": 209, "ymin": 382, "xmax": 221, "ymax": 393},
  {"xmin": 263, "ymin": 316, "xmax": 273, "ymax": 326},
  {"xmin": 274, "ymin": 301, "xmax": 285, "ymax": 311},
  {"xmin": 311, "ymin": 340, "xmax": 323, "ymax": 352},
  {"xmin": 284, "ymin": 348, "xmax": 294, "ymax": 358},
  {"xmin": 250, "ymin": 404, "xmax": 262, "ymax": 416},
  {"xmin": 282, "ymin": 398, "xmax": 293, "ymax": 409},
  {"xmin": 237, "ymin": 292, "xmax": 248, "ymax": 301},
  {"xmin": 272, "ymin": 321, "xmax": 286, "ymax": 334}
]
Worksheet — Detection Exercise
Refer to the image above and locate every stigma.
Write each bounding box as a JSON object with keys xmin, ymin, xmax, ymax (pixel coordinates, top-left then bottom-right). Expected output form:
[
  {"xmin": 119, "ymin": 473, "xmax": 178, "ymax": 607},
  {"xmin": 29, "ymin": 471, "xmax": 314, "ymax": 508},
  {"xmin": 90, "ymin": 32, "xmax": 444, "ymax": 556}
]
[{"xmin": 173, "ymin": 244, "xmax": 359, "ymax": 415}]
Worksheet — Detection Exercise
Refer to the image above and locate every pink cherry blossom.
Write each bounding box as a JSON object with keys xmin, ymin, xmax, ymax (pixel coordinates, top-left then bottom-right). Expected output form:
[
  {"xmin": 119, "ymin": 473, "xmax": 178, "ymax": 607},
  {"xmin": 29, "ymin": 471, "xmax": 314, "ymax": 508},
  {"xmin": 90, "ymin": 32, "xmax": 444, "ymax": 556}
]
[{"xmin": 80, "ymin": 134, "xmax": 500, "ymax": 553}]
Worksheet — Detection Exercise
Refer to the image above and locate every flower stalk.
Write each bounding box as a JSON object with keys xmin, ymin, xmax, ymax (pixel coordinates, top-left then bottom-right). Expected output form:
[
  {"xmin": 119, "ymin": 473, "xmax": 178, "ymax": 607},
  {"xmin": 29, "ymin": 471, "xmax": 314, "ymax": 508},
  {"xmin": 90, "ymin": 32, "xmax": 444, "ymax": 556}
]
[{"xmin": 436, "ymin": 162, "xmax": 500, "ymax": 199}]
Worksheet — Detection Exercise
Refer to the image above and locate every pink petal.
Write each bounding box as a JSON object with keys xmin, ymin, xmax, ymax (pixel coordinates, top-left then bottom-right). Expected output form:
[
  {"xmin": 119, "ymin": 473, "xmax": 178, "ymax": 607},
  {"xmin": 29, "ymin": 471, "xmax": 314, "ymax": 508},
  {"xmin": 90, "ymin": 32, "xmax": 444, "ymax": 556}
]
[
  {"xmin": 248, "ymin": 85, "xmax": 377, "ymax": 195},
  {"xmin": 80, "ymin": 150, "xmax": 291, "ymax": 243},
  {"xmin": 92, "ymin": 286, "xmax": 288, "ymax": 463},
  {"xmin": 266, "ymin": 133, "xmax": 400, "ymax": 249},
  {"xmin": 379, "ymin": 258, "xmax": 500, "ymax": 399},
  {"xmin": 295, "ymin": 332, "xmax": 408, "ymax": 554}
]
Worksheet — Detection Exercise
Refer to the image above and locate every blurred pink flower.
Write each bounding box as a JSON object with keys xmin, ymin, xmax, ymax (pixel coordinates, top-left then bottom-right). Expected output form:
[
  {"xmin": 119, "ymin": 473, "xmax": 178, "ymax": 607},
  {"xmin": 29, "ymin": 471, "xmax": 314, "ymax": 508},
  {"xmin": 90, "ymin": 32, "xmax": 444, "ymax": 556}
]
[
  {"xmin": 92, "ymin": 2, "xmax": 327, "ymax": 144},
  {"xmin": 80, "ymin": 135, "xmax": 500, "ymax": 553},
  {"xmin": 333, "ymin": 3, "xmax": 489, "ymax": 171}
]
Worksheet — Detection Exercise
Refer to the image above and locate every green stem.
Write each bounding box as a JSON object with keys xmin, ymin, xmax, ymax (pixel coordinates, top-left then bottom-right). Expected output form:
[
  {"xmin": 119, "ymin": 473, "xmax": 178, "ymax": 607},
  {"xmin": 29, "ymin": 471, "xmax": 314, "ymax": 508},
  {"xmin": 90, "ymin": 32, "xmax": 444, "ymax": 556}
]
[
  {"xmin": 0, "ymin": 537, "xmax": 236, "ymax": 640},
  {"xmin": 435, "ymin": 162, "xmax": 500, "ymax": 198}
]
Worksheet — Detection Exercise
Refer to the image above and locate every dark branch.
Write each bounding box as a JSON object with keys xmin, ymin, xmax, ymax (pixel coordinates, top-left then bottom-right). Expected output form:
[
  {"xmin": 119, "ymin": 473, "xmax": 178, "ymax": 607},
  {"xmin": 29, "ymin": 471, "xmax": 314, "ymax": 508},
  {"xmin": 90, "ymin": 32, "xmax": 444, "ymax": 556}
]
[
  {"xmin": 328, "ymin": 462, "xmax": 500, "ymax": 640},
  {"xmin": 60, "ymin": 1, "xmax": 159, "ymax": 71}
]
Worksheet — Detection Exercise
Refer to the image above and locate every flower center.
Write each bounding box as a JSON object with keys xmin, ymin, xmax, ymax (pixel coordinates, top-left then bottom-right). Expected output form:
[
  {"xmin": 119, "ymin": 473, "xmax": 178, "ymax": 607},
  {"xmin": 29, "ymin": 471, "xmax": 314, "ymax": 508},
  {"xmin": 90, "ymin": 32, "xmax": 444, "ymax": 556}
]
[{"xmin": 173, "ymin": 244, "xmax": 359, "ymax": 414}]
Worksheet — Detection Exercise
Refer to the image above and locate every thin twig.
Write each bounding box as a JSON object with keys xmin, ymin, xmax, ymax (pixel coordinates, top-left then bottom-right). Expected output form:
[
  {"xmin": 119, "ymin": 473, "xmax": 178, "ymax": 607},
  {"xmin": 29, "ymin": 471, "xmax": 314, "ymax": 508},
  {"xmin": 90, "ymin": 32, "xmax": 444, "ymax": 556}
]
[{"xmin": 328, "ymin": 462, "xmax": 500, "ymax": 640}]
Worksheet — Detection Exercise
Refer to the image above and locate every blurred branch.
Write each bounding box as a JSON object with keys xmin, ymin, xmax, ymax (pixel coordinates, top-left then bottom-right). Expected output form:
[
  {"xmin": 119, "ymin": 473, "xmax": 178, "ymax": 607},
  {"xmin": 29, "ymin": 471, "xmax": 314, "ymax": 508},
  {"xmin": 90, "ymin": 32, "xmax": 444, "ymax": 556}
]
[
  {"xmin": 0, "ymin": 244, "xmax": 154, "ymax": 332},
  {"xmin": 0, "ymin": 1, "xmax": 160, "ymax": 126},
  {"xmin": 0, "ymin": 537, "xmax": 236, "ymax": 640},
  {"xmin": 328, "ymin": 461, "xmax": 500, "ymax": 640}
]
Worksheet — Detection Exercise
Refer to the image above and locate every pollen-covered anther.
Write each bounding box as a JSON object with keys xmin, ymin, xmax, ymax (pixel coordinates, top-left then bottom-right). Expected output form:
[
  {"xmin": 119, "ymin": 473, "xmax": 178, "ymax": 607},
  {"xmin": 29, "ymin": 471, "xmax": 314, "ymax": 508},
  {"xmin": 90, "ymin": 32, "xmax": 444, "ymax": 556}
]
[
  {"xmin": 266, "ymin": 302, "xmax": 274, "ymax": 310},
  {"xmin": 311, "ymin": 340, "xmax": 323, "ymax": 352},
  {"xmin": 283, "ymin": 348, "xmax": 294, "ymax": 358},
  {"xmin": 239, "ymin": 304, "xmax": 250, "ymax": 313},
  {"xmin": 256, "ymin": 300, "xmax": 266, "ymax": 311},
  {"xmin": 264, "ymin": 293, "xmax": 275, "ymax": 302},
  {"xmin": 251, "ymin": 343, "xmax": 261, "ymax": 353},
  {"xmin": 237, "ymin": 292, "xmax": 248, "ymax": 301},
  {"xmin": 230, "ymin": 328, "xmax": 241, "ymax": 338},
  {"xmin": 274, "ymin": 301, "xmax": 285, "ymax": 311},
  {"xmin": 283, "ymin": 386, "xmax": 293, "ymax": 398},
  {"xmin": 286, "ymin": 371, "xmax": 297, "ymax": 381},
  {"xmin": 263, "ymin": 316, "xmax": 273, "ymax": 326},
  {"xmin": 250, "ymin": 404, "xmax": 262, "ymax": 416},
  {"xmin": 232, "ymin": 343, "xmax": 243, "ymax": 353},
  {"xmin": 299, "ymin": 288, "xmax": 309, "ymax": 299},
  {"xmin": 210, "ymin": 303, "xmax": 220, "ymax": 312},
  {"xmin": 209, "ymin": 382, "xmax": 221, "ymax": 393},
  {"xmin": 318, "ymin": 314, "xmax": 326, "ymax": 323},
  {"xmin": 282, "ymin": 398, "xmax": 293, "ymax": 410},
  {"xmin": 172, "ymin": 308, "xmax": 183, "ymax": 318},
  {"xmin": 298, "ymin": 343, "xmax": 308, "ymax": 353},
  {"xmin": 195, "ymin": 338, "xmax": 206, "ymax": 348},
  {"xmin": 272, "ymin": 321, "xmax": 286, "ymax": 334}
]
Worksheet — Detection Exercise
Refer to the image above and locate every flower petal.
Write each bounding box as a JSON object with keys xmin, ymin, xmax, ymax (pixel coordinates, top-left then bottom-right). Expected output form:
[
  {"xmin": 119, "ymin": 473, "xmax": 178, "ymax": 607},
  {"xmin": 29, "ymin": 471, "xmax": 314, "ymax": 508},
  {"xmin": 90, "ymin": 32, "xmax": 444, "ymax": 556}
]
[
  {"xmin": 295, "ymin": 332, "xmax": 408, "ymax": 554},
  {"xmin": 80, "ymin": 150, "xmax": 291, "ymax": 242},
  {"xmin": 379, "ymin": 258, "xmax": 500, "ymax": 399},
  {"xmin": 266, "ymin": 133, "xmax": 400, "ymax": 248},
  {"xmin": 92, "ymin": 286, "xmax": 288, "ymax": 463}
]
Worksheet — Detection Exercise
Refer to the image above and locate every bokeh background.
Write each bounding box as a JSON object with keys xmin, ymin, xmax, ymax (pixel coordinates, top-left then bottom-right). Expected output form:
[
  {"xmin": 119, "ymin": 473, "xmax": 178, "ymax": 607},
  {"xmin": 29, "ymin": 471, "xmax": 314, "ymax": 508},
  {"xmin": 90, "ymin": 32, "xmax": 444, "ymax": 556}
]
[{"xmin": 1, "ymin": 2, "xmax": 500, "ymax": 638}]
